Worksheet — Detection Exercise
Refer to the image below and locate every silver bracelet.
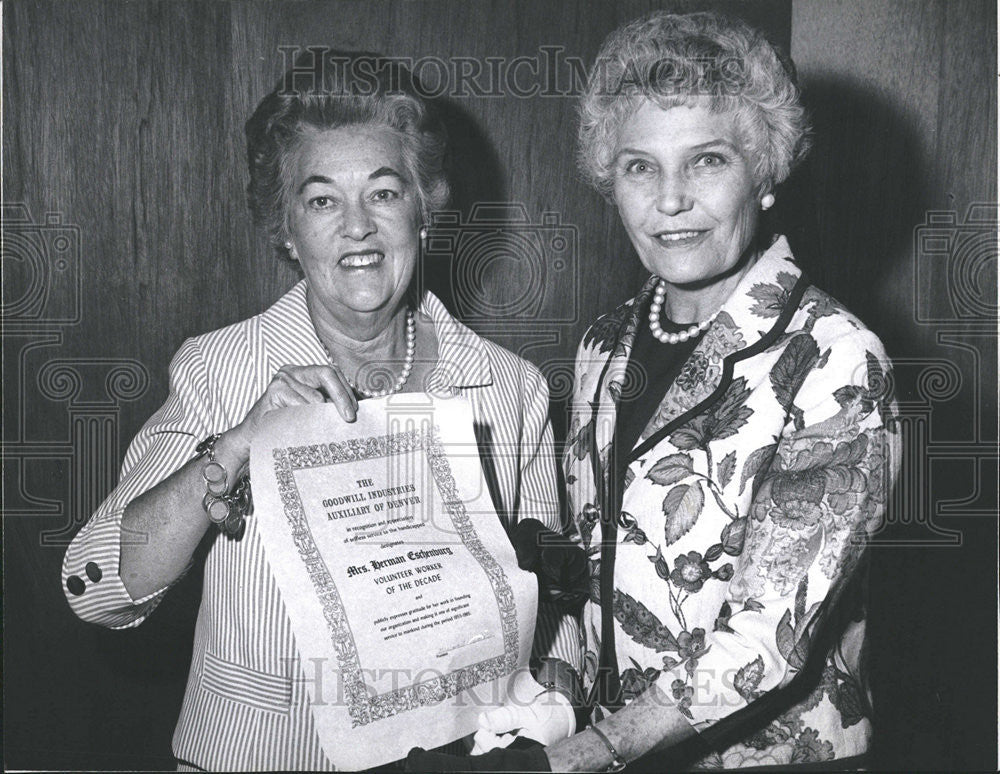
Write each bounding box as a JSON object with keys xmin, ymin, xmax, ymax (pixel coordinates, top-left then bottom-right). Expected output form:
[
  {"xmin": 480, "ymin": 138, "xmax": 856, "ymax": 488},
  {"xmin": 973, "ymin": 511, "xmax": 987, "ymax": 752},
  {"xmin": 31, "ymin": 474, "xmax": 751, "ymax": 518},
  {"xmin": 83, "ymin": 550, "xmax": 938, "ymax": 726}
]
[
  {"xmin": 195, "ymin": 434, "xmax": 252, "ymax": 537},
  {"xmin": 588, "ymin": 724, "xmax": 627, "ymax": 772}
]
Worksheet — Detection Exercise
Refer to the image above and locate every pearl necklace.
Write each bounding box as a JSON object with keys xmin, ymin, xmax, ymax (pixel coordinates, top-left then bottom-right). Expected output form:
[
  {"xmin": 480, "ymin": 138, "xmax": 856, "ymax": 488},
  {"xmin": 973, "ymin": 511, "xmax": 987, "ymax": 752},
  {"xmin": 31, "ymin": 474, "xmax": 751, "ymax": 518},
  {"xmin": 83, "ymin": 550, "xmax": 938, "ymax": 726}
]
[
  {"xmin": 648, "ymin": 279, "xmax": 719, "ymax": 344},
  {"xmin": 322, "ymin": 309, "xmax": 416, "ymax": 398}
]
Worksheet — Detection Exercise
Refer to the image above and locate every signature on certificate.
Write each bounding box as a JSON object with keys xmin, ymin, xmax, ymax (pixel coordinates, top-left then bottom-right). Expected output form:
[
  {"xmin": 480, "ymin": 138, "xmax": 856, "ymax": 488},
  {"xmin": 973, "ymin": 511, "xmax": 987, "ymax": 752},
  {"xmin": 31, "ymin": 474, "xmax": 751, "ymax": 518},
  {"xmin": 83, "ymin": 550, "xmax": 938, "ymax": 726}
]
[{"xmin": 436, "ymin": 631, "xmax": 494, "ymax": 658}]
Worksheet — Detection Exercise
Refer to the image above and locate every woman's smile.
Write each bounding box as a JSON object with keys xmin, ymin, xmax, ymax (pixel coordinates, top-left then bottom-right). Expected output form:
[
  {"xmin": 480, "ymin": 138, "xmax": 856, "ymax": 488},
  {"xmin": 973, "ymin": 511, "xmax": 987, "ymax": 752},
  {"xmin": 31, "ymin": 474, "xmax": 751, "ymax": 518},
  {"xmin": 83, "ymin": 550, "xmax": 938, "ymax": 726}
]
[
  {"xmin": 651, "ymin": 229, "xmax": 710, "ymax": 247},
  {"xmin": 339, "ymin": 249, "xmax": 386, "ymax": 269}
]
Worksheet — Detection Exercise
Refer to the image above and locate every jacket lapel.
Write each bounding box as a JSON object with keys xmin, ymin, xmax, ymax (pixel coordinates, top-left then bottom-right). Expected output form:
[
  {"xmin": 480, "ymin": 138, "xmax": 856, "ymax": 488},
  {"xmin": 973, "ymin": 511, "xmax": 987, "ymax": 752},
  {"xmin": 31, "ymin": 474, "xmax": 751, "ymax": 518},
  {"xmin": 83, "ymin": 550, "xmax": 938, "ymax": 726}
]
[
  {"xmin": 418, "ymin": 292, "xmax": 493, "ymax": 393},
  {"xmin": 585, "ymin": 237, "xmax": 809, "ymax": 710},
  {"xmin": 257, "ymin": 281, "xmax": 328, "ymax": 387},
  {"xmin": 629, "ymin": 237, "xmax": 808, "ymax": 463},
  {"xmin": 586, "ymin": 277, "xmax": 658, "ymax": 482},
  {"xmin": 582, "ymin": 279, "xmax": 654, "ymax": 711},
  {"xmin": 256, "ymin": 281, "xmax": 493, "ymax": 393}
]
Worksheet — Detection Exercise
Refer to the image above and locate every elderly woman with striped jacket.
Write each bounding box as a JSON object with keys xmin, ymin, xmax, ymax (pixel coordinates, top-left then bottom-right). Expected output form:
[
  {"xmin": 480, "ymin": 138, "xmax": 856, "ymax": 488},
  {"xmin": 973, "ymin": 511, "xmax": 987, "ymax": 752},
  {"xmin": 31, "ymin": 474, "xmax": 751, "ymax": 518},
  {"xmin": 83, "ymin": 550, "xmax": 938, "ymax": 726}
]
[{"xmin": 62, "ymin": 54, "xmax": 580, "ymax": 771}]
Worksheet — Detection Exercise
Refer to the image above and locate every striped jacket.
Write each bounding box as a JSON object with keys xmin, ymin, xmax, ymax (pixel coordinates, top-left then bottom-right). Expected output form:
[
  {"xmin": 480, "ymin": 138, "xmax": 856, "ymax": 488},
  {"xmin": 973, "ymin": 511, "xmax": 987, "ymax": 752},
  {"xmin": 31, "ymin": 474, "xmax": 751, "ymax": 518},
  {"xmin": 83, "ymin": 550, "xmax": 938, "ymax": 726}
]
[{"xmin": 62, "ymin": 282, "xmax": 579, "ymax": 771}]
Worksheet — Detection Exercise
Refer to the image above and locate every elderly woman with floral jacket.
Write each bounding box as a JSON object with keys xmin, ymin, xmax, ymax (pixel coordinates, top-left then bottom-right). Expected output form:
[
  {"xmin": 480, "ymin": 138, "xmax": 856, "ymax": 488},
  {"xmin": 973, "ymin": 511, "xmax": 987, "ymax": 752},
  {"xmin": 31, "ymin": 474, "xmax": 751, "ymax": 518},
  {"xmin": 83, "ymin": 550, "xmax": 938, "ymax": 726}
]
[
  {"xmin": 561, "ymin": 234, "xmax": 897, "ymax": 770},
  {"xmin": 557, "ymin": 12, "xmax": 899, "ymax": 772},
  {"xmin": 413, "ymin": 11, "xmax": 900, "ymax": 773}
]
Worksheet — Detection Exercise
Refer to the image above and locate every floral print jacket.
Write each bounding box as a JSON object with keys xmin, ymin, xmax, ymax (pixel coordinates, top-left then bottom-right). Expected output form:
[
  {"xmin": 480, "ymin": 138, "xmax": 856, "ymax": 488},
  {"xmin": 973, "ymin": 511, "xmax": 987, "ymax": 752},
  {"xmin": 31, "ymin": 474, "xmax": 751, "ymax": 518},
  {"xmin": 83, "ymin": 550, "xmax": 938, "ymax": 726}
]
[{"xmin": 565, "ymin": 237, "xmax": 900, "ymax": 768}]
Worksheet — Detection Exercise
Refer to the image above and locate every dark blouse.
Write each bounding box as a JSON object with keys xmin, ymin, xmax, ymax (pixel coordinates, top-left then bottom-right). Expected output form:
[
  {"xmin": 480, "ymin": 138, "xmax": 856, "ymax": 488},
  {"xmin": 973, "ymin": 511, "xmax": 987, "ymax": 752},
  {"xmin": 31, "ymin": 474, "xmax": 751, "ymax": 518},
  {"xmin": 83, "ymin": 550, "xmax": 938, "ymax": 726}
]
[{"xmin": 613, "ymin": 294, "xmax": 706, "ymax": 484}]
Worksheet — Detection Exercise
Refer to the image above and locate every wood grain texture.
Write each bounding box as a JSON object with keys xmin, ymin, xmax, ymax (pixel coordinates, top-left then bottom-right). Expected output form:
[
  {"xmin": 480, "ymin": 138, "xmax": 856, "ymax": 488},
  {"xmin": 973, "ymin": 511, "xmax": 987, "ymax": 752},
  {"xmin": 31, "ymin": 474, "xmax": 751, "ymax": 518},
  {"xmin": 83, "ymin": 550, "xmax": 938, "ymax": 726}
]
[
  {"xmin": 4, "ymin": 3, "xmax": 236, "ymax": 769},
  {"xmin": 790, "ymin": 1, "xmax": 997, "ymax": 770},
  {"xmin": 2, "ymin": 1, "xmax": 790, "ymax": 768},
  {"xmin": 7, "ymin": 0, "xmax": 993, "ymax": 770}
]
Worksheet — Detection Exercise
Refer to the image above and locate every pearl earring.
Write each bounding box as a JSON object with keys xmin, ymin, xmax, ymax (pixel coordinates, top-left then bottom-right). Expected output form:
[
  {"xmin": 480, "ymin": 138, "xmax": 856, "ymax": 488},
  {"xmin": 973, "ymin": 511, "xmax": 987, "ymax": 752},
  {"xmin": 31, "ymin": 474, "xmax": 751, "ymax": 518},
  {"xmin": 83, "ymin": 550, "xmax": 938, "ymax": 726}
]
[
  {"xmin": 761, "ymin": 193, "xmax": 775, "ymax": 211},
  {"xmin": 419, "ymin": 227, "xmax": 428, "ymax": 240}
]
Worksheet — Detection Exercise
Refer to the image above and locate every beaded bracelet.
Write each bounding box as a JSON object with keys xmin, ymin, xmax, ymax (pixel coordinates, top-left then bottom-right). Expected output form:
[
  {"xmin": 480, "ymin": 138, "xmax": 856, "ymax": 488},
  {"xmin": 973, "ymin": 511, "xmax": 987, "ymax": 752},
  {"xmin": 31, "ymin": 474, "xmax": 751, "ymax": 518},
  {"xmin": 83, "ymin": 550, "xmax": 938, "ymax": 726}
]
[{"xmin": 195, "ymin": 434, "xmax": 252, "ymax": 538}]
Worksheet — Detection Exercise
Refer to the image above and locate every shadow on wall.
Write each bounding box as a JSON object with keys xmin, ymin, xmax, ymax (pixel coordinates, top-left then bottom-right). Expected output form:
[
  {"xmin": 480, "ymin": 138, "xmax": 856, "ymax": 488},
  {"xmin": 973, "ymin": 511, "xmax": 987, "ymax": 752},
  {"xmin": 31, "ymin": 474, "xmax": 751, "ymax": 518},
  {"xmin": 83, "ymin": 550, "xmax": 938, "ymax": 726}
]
[
  {"xmin": 772, "ymin": 73, "xmax": 933, "ymax": 359},
  {"xmin": 774, "ymin": 74, "xmax": 997, "ymax": 770},
  {"xmin": 421, "ymin": 96, "xmax": 507, "ymax": 316}
]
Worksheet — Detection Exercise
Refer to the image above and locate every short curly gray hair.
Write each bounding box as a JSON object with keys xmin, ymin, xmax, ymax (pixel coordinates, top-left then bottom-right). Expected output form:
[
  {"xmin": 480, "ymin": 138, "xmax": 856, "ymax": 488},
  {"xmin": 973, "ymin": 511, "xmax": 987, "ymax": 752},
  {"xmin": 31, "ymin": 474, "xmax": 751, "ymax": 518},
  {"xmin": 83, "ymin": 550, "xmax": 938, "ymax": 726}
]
[
  {"xmin": 578, "ymin": 12, "xmax": 810, "ymax": 197},
  {"xmin": 246, "ymin": 51, "xmax": 450, "ymax": 261}
]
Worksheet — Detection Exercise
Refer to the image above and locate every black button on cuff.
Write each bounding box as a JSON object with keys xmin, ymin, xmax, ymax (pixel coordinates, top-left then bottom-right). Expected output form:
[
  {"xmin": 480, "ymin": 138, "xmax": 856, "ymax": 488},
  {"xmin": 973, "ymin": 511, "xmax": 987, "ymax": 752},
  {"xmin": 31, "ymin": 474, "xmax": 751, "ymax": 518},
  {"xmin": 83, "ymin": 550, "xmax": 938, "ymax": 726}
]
[
  {"xmin": 85, "ymin": 562, "xmax": 103, "ymax": 582},
  {"xmin": 67, "ymin": 575, "xmax": 85, "ymax": 596}
]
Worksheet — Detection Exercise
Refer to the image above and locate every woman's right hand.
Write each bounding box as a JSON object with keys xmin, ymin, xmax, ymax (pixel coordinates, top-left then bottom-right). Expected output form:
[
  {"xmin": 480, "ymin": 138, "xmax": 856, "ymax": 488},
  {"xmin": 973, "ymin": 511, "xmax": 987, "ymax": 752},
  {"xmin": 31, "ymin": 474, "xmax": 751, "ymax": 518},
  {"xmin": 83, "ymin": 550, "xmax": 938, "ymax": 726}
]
[{"xmin": 227, "ymin": 364, "xmax": 359, "ymax": 459}]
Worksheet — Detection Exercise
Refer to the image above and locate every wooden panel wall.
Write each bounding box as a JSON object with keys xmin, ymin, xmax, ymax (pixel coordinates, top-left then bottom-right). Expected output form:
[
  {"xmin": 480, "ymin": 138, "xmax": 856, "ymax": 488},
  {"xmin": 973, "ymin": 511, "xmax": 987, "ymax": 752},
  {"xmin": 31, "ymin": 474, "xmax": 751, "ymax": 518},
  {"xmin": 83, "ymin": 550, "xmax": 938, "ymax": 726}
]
[
  {"xmin": 789, "ymin": 1, "xmax": 997, "ymax": 769},
  {"xmin": 2, "ymin": 1, "xmax": 790, "ymax": 769},
  {"xmin": 4, "ymin": 1, "xmax": 995, "ymax": 770}
]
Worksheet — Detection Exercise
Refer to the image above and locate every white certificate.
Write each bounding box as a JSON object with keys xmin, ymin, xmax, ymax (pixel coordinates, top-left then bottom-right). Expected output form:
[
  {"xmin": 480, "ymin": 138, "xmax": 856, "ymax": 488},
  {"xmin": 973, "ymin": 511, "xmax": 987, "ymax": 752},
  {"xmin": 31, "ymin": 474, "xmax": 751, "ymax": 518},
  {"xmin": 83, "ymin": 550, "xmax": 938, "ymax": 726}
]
[{"xmin": 250, "ymin": 394, "xmax": 538, "ymax": 769}]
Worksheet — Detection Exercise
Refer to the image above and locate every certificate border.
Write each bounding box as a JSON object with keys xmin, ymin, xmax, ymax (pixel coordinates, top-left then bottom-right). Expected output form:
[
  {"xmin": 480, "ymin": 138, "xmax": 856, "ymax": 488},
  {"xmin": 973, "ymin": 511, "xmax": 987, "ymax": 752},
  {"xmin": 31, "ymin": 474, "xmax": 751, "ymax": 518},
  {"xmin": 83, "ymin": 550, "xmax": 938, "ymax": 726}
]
[{"xmin": 271, "ymin": 428, "xmax": 519, "ymax": 727}]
